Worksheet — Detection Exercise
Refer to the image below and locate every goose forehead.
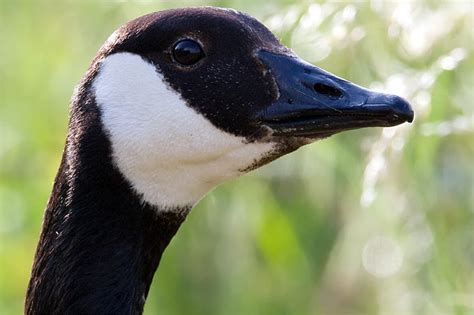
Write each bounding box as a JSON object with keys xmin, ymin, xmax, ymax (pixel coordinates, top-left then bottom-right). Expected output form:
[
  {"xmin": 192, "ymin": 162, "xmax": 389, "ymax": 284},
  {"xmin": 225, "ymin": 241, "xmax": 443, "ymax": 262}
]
[{"xmin": 92, "ymin": 52, "xmax": 276, "ymax": 208}]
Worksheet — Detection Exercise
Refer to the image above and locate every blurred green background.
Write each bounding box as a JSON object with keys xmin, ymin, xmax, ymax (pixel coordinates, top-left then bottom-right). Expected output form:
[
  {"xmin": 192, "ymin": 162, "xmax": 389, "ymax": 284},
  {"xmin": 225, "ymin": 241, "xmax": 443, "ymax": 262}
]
[{"xmin": 1, "ymin": 0, "xmax": 473, "ymax": 314}]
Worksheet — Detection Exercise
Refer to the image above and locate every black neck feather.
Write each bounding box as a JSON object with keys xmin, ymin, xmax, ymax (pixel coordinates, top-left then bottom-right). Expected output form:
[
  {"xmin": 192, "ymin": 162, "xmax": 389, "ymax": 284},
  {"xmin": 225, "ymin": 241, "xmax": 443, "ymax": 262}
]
[{"xmin": 26, "ymin": 83, "xmax": 188, "ymax": 314}]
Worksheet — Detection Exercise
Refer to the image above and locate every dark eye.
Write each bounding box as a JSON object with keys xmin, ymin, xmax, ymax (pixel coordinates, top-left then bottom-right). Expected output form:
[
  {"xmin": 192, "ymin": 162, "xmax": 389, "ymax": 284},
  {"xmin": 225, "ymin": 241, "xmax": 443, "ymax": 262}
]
[{"xmin": 172, "ymin": 39, "xmax": 205, "ymax": 66}]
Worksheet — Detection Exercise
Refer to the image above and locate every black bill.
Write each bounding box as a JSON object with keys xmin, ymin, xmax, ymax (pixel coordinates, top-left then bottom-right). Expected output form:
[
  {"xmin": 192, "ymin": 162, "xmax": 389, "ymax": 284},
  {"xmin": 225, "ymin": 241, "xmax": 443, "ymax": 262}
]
[{"xmin": 256, "ymin": 50, "xmax": 414, "ymax": 138}]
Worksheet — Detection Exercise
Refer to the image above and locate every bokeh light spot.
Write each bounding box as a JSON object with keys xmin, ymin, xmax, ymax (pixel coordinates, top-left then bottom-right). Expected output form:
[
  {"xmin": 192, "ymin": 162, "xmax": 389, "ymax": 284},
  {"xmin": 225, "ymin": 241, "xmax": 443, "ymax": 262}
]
[{"xmin": 362, "ymin": 236, "xmax": 404, "ymax": 278}]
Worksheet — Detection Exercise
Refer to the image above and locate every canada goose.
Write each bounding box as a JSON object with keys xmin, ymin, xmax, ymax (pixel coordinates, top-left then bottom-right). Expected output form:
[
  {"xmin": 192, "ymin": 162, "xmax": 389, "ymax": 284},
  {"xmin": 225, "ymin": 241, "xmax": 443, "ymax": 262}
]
[{"xmin": 26, "ymin": 7, "xmax": 413, "ymax": 314}]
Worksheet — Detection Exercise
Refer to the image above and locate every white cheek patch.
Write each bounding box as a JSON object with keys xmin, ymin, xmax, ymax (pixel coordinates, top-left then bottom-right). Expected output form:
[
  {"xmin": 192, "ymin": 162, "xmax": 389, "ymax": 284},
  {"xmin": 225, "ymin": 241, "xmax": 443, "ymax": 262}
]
[{"xmin": 92, "ymin": 52, "xmax": 275, "ymax": 209}]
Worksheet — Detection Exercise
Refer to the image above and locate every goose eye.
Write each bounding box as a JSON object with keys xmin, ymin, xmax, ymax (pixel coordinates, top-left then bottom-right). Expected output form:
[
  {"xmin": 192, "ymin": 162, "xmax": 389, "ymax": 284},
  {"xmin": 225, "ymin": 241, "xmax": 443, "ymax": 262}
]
[{"xmin": 172, "ymin": 40, "xmax": 205, "ymax": 66}]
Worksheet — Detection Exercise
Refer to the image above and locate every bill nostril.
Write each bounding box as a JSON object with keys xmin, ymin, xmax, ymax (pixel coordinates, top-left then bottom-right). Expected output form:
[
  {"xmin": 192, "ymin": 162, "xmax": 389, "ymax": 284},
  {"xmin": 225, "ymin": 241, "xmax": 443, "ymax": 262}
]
[{"xmin": 313, "ymin": 83, "xmax": 343, "ymax": 99}]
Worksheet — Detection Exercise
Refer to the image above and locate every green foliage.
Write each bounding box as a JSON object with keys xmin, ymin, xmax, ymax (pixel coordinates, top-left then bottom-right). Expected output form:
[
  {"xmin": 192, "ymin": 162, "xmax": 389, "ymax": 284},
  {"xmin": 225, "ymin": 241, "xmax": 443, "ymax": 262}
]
[{"xmin": 1, "ymin": 1, "xmax": 472, "ymax": 314}]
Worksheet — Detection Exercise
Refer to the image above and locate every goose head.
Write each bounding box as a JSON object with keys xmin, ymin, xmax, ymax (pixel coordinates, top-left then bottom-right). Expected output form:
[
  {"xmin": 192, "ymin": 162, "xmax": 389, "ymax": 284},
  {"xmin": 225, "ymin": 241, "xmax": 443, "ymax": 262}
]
[
  {"xmin": 90, "ymin": 7, "xmax": 413, "ymax": 210},
  {"xmin": 27, "ymin": 7, "xmax": 414, "ymax": 314}
]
